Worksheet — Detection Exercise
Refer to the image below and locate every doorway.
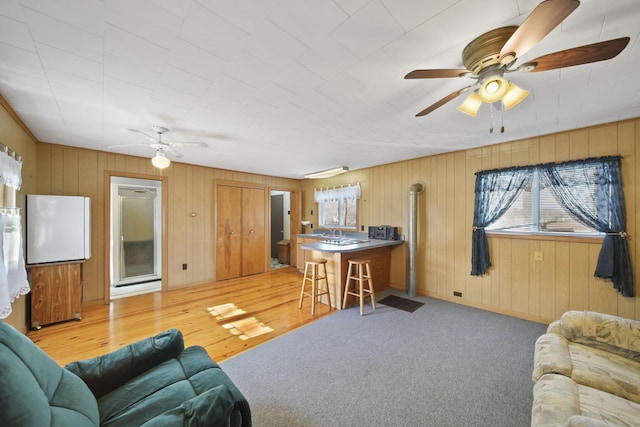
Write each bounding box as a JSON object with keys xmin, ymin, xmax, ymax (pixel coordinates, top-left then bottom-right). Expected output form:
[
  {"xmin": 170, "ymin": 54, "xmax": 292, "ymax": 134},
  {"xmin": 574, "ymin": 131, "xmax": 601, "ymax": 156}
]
[
  {"xmin": 110, "ymin": 177, "xmax": 162, "ymax": 299},
  {"xmin": 270, "ymin": 190, "xmax": 291, "ymax": 269}
]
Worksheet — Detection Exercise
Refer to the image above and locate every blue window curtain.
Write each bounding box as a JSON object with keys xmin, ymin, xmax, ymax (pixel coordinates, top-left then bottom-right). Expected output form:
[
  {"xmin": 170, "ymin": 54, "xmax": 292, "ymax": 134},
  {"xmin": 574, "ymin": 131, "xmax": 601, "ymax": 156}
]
[
  {"xmin": 470, "ymin": 168, "xmax": 532, "ymax": 275},
  {"xmin": 539, "ymin": 156, "xmax": 634, "ymax": 297}
]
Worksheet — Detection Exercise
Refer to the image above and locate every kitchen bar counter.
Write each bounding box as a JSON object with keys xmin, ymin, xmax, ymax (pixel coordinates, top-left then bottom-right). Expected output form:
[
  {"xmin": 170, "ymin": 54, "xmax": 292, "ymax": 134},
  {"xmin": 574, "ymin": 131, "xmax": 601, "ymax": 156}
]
[
  {"xmin": 299, "ymin": 233, "xmax": 403, "ymax": 253},
  {"xmin": 297, "ymin": 233, "xmax": 404, "ymax": 310}
]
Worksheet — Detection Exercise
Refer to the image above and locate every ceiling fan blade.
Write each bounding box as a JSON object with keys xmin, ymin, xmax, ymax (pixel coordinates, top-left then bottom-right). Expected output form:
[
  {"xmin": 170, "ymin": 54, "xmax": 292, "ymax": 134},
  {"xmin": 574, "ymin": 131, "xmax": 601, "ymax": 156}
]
[
  {"xmin": 416, "ymin": 86, "xmax": 473, "ymax": 117},
  {"xmin": 165, "ymin": 147, "xmax": 184, "ymax": 158},
  {"xmin": 107, "ymin": 143, "xmax": 150, "ymax": 149},
  {"xmin": 126, "ymin": 128, "xmax": 157, "ymax": 143},
  {"xmin": 168, "ymin": 141, "xmax": 209, "ymax": 148},
  {"xmin": 520, "ymin": 37, "xmax": 630, "ymax": 73},
  {"xmin": 405, "ymin": 69, "xmax": 471, "ymax": 79},
  {"xmin": 499, "ymin": 0, "xmax": 580, "ymax": 65}
]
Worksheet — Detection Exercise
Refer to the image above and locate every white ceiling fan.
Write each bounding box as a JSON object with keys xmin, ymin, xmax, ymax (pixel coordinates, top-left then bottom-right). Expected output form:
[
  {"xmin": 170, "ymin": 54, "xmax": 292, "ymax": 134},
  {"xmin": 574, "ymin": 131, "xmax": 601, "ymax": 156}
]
[{"xmin": 109, "ymin": 126, "xmax": 208, "ymax": 168}]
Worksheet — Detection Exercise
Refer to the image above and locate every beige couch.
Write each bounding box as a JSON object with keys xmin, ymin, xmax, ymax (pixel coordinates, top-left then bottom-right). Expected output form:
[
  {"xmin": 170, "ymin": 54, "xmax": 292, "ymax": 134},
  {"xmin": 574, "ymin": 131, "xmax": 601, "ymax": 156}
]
[{"xmin": 531, "ymin": 310, "xmax": 640, "ymax": 426}]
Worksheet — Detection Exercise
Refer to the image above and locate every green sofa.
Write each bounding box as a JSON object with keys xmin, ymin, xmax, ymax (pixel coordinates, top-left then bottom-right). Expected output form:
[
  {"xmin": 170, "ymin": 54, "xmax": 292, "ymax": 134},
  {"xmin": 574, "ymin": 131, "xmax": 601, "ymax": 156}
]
[{"xmin": 0, "ymin": 321, "xmax": 251, "ymax": 426}]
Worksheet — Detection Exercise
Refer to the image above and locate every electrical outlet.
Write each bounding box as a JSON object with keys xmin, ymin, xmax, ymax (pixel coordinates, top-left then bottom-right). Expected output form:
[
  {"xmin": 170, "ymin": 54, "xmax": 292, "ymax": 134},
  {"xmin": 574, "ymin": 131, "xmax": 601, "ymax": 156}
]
[
  {"xmin": 453, "ymin": 291, "xmax": 462, "ymax": 297},
  {"xmin": 182, "ymin": 263, "xmax": 187, "ymax": 270},
  {"xmin": 310, "ymin": 209, "xmax": 314, "ymax": 215},
  {"xmin": 361, "ymin": 225, "xmax": 365, "ymax": 231}
]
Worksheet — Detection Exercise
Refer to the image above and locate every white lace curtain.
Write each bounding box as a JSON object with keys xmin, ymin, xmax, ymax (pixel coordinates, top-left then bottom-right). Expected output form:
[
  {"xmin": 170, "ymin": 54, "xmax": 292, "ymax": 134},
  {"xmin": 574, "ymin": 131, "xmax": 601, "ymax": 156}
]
[
  {"xmin": 0, "ymin": 147, "xmax": 29, "ymax": 319},
  {"xmin": 314, "ymin": 183, "xmax": 361, "ymax": 202},
  {"xmin": 0, "ymin": 145, "xmax": 22, "ymax": 189}
]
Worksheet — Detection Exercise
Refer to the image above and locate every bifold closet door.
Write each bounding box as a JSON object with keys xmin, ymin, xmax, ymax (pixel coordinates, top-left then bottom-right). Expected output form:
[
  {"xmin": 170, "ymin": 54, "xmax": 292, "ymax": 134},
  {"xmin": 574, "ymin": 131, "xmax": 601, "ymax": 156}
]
[
  {"xmin": 216, "ymin": 186, "xmax": 242, "ymax": 281},
  {"xmin": 216, "ymin": 185, "xmax": 266, "ymax": 281},
  {"xmin": 241, "ymin": 187, "xmax": 265, "ymax": 276}
]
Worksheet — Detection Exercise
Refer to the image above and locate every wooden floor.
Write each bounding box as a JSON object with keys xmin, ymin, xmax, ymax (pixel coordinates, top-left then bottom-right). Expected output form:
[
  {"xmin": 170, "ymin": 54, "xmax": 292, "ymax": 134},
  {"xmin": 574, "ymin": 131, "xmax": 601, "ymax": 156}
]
[{"xmin": 28, "ymin": 266, "xmax": 334, "ymax": 366}]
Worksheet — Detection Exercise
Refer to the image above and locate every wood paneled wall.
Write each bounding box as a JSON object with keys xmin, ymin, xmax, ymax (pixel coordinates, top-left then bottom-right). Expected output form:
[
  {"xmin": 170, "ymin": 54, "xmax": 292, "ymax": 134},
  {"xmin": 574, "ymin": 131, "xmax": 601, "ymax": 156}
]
[
  {"xmin": 302, "ymin": 118, "xmax": 640, "ymax": 323},
  {"xmin": 35, "ymin": 144, "xmax": 300, "ymax": 305},
  {"xmin": 0, "ymin": 100, "xmax": 38, "ymax": 332}
]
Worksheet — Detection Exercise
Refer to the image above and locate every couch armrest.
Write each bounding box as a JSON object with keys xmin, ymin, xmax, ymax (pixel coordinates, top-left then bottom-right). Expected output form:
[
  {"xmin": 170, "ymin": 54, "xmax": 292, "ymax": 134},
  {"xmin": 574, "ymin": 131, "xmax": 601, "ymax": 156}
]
[
  {"xmin": 532, "ymin": 374, "xmax": 581, "ymax": 427},
  {"xmin": 532, "ymin": 333, "xmax": 573, "ymax": 382},
  {"xmin": 547, "ymin": 320, "xmax": 561, "ymax": 334},
  {"xmin": 140, "ymin": 384, "xmax": 235, "ymax": 427},
  {"xmin": 65, "ymin": 329, "xmax": 185, "ymax": 398},
  {"xmin": 559, "ymin": 311, "xmax": 640, "ymax": 362}
]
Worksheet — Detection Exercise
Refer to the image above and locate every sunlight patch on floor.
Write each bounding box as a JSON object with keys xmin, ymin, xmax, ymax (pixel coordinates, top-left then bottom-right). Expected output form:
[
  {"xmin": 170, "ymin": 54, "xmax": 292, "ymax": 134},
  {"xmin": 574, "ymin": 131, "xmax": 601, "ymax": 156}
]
[
  {"xmin": 207, "ymin": 303, "xmax": 246, "ymax": 319},
  {"xmin": 223, "ymin": 317, "xmax": 274, "ymax": 341}
]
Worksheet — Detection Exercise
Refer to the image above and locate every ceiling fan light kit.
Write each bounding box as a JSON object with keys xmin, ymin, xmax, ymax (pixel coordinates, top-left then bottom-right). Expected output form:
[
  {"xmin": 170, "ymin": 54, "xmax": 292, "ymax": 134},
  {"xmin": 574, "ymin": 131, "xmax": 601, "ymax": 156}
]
[
  {"xmin": 456, "ymin": 93, "xmax": 484, "ymax": 117},
  {"xmin": 405, "ymin": 0, "xmax": 629, "ymax": 123},
  {"xmin": 151, "ymin": 151, "xmax": 170, "ymax": 169},
  {"xmin": 502, "ymin": 84, "xmax": 530, "ymax": 110}
]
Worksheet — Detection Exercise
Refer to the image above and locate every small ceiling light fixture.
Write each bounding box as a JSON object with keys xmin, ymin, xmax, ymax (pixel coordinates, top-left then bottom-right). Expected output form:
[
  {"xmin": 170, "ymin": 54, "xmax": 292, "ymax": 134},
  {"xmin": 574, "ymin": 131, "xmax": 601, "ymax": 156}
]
[
  {"xmin": 151, "ymin": 150, "xmax": 170, "ymax": 169},
  {"xmin": 501, "ymin": 83, "xmax": 530, "ymax": 110},
  {"xmin": 304, "ymin": 166, "xmax": 349, "ymax": 179},
  {"xmin": 457, "ymin": 68, "xmax": 529, "ymax": 118},
  {"xmin": 456, "ymin": 92, "xmax": 483, "ymax": 117}
]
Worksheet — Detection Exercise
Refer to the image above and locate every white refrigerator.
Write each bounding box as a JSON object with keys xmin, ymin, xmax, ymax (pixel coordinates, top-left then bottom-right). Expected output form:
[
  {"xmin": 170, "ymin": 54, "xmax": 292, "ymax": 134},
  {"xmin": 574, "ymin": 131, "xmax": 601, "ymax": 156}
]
[{"xmin": 26, "ymin": 195, "xmax": 91, "ymax": 265}]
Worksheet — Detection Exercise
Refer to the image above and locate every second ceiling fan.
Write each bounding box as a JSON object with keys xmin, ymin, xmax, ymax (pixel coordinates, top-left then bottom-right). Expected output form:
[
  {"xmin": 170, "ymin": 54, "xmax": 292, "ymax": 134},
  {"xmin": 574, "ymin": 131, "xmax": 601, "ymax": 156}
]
[{"xmin": 405, "ymin": 0, "xmax": 630, "ymax": 118}]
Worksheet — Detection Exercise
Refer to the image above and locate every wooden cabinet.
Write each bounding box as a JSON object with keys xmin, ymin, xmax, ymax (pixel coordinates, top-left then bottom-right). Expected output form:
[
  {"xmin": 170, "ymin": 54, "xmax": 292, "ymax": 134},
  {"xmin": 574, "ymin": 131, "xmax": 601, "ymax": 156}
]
[
  {"xmin": 30, "ymin": 263, "xmax": 82, "ymax": 329},
  {"xmin": 216, "ymin": 185, "xmax": 266, "ymax": 280}
]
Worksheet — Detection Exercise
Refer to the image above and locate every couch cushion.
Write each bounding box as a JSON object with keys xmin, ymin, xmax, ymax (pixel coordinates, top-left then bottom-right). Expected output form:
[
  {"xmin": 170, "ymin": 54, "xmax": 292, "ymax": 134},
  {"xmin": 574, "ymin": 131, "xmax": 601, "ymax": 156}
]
[
  {"xmin": 559, "ymin": 311, "xmax": 640, "ymax": 362},
  {"xmin": 569, "ymin": 341, "xmax": 640, "ymax": 404},
  {"xmin": 577, "ymin": 381, "xmax": 640, "ymax": 426},
  {"xmin": 98, "ymin": 345, "xmax": 249, "ymax": 427},
  {"xmin": 0, "ymin": 321, "xmax": 99, "ymax": 427},
  {"xmin": 532, "ymin": 374, "xmax": 640, "ymax": 427}
]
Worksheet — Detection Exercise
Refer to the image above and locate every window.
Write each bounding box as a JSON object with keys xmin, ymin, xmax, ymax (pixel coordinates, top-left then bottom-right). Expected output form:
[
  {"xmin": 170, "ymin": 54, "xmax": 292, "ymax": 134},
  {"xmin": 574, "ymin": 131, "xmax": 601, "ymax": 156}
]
[
  {"xmin": 314, "ymin": 184, "xmax": 360, "ymax": 230},
  {"xmin": 471, "ymin": 156, "xmax": 634, "ymax": 297},
  {"xmin": 488, "ymin": 170, "xmax": 600, "ymax": 235}
]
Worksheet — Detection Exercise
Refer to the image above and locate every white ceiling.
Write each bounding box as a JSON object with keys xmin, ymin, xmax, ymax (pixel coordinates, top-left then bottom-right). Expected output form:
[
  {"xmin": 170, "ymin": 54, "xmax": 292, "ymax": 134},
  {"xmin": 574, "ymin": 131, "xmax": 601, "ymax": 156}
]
[{"xmin": 0, "ymin": 0, "xmax": 639, "ymax": 179}]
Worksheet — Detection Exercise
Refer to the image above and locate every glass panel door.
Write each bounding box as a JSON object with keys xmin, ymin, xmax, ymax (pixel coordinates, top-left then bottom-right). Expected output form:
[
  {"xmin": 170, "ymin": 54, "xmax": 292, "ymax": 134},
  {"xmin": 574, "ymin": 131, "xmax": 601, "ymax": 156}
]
[{"xmin": 111, "ymin": 178, "xmax": 162, "ymax": 287}]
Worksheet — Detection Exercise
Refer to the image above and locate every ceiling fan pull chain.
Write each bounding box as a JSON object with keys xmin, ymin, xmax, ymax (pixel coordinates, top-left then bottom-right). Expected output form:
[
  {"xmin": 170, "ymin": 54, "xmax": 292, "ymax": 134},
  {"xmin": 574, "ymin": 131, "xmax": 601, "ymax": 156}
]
[
  {"xmin": 501, "ymin": 104, "xmax": 505, "ymax": 133},
  {"xmin": 489, "ymin": 103, "xmax": 494, "ymax": 134}
]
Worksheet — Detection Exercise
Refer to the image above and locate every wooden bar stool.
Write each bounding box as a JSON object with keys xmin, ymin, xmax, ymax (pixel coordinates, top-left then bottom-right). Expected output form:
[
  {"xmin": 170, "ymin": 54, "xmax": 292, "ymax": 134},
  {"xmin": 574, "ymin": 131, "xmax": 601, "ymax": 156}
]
[
  {"xmin": 343, "ymin": 259, "xmax": 376, "ymax": 316},
  {"xmin": 298, "ymin": 258, "xmax": 332, "ymax": 316}
]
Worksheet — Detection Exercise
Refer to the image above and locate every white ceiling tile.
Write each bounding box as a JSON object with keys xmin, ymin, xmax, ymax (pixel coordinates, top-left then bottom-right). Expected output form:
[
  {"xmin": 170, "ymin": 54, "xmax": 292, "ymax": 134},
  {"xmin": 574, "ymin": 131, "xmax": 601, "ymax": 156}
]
[
  {"xmin": 104, "ymin": 54, "xmax": 161, "ymax": 93},
  {"xmin": 244, "ymin": 20, "xmax": 309, "ymax": 67},
  {"xmin": 331, "ymin": 0, "xmax": 405, "ymax": 59},
  {"xmin": 195, "ymin": 0, "xmax": 276, "ymax": 35},
  {"xmin": 152, "ymin": 84, "xmax": 199, "ymax": 109},
  {"xmin": 37, "ymin": 43, "xmax": 103, "ymax": 83},
  {"xmin": 0, "ymin": 1, "xmax": 24, "ymax": 20},
  {"xmin": 334, "ymin": 0, "xmax": 369, "ymax": 16},
  {"xmin": 0, "ymin": 15, "xmax": 36, "ymax": 51},
  {"xmin": 105, "ymin": 25, "xmax": 169, "ymax": 70},
  {"xmin": 297, "ymin": 37, "xmax": 359, "ymax": 80},
  {"xmin": 166, "ymin": 40, "xmax": 226, "ymax": 83},
  {"xmin": 382, "ymin": 0, "xmax": 459, "ymax": 32},
  {"xmin": 270, "ymin": 0, "xmax": 348, "ymax": 48},
  {"xmin": 105, "ymin": 0, "xmax": 183, "ymax": 49},
  {"xmin": 179, "ymin": 1, "xmax": 252, "ymax": 61},
  {"xmin": 0, "ymin": 43, "xmax": 43, "ymax": 77},
  {"xmin": 19, "ymin": 0, "xmax": 104, "ymax": 35},
  {"xmin": 150, "ymin": 0, "xmax": 192, "ymax": 19},
  {"xmin": 21, "ymin": 6, "xmax": 103, "ymax": 62}
]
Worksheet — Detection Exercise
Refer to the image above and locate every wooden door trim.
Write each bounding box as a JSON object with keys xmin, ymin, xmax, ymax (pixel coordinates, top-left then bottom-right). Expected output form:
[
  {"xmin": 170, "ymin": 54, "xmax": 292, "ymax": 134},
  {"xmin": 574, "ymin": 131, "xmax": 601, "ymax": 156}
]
[{"xmin": 267, "ymin": 186, "xmax": 301, "ymax": 269}]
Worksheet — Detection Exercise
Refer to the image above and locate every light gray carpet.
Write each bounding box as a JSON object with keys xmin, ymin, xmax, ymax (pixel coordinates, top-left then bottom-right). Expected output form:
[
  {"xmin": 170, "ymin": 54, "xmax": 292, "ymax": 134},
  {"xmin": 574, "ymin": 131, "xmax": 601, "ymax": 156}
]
[{"xmin": 220, "ymin": 290, "xmax": 547, "ymax": 427}]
